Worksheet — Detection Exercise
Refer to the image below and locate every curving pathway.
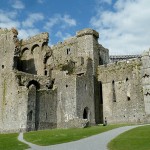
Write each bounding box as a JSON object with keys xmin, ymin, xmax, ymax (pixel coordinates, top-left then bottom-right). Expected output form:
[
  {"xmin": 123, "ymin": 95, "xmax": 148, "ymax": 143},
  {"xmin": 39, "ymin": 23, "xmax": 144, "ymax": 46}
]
[{"xmin": 18, "ymin": 125, "xmax": 143, "ymax": 150}]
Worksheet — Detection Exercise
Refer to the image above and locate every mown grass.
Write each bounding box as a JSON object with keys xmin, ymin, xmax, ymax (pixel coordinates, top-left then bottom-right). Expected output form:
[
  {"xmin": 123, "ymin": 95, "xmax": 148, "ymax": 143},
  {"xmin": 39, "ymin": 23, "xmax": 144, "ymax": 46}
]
[
  {"xmin": 24, "ymin": 124, "xmax": 127, "ymax": 146},
  {"xmin": 0, "ymin": 133, "xmax": 29, "ymax": 150},
  {"xmin": 108, "ymin": 125, "xmax": 150, "ymax": 150}
]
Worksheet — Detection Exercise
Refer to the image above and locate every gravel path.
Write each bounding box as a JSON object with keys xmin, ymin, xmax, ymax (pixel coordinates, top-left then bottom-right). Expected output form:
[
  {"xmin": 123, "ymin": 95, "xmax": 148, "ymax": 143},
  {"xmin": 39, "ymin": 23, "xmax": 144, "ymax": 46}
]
[{"xmin": 18, "ymin": 125, "xmax": 141, "ymax": 150}]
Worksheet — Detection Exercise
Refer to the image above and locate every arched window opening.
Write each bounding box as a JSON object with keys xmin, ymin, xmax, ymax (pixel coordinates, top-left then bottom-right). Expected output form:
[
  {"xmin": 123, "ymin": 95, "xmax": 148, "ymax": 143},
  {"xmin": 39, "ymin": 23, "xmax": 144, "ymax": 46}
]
[
  {"xmin": 21, "ymin": 47, "xmax": 29, "ymax": 55},
  {"xmin": 27, "ymin": 80, "xmax": 40, "ymax": 89},
  {"xmin": 31, "ymin": 44, "xmax": 40, "ymax": 54},
  {"xmin": 42, "ymin": 42, "xmax": 48, "ymax": 50}
]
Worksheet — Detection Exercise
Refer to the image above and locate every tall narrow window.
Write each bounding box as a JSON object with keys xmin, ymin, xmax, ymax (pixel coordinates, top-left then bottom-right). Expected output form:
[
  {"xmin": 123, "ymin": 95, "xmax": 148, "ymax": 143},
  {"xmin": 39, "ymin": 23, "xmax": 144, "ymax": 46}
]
[
  {"xmin": 99, "ymin": 81, "xmax": 103, "ymax": 104},
  {"xmin": 44, "ymin": 70, "xmax": 47, "ymax": 76},
  {"xmin": 46, "ymin": 112, "xmax": 48, "ymax": 120},
  {"xmin": 67, "ymin": 48, "xmax": 70, "ymax": 55},
  {"xmin": 112, "ymin": 80, "xmax": 116, "ymax": 102},
  {"xmin": 126, "ymin": 77, "xmax": 131, "ymax": 101}
]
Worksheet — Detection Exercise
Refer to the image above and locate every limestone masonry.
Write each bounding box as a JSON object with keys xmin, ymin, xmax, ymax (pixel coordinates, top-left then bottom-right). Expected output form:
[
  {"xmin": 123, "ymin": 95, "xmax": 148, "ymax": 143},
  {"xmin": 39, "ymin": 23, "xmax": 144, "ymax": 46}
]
[{"xmin": 0, "ymin": 28, "xmax": 150, "ymax": 133}]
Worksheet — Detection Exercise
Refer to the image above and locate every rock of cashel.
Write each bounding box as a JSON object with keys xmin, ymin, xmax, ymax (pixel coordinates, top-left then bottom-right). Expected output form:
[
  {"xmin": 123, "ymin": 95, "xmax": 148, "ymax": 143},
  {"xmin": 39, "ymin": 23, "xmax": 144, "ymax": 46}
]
[{"xmin": 0, "ymin": 28, "xmax": 150, "ymax": 133}]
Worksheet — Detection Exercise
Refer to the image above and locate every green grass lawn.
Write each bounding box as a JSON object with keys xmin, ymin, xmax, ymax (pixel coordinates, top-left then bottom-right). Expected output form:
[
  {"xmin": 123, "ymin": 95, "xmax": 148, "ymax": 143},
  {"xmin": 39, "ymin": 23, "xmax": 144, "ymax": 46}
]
[
  {"xmin": 108, "ymin": 125, "xmax": 150, "ymax": 150},
  {"xmin": 24, "ymin": 124, "xmax": 127, "ymax": 146},
  {"xmin": 0, "ymin": 133, "xmax": 29, "ymax": 150}
]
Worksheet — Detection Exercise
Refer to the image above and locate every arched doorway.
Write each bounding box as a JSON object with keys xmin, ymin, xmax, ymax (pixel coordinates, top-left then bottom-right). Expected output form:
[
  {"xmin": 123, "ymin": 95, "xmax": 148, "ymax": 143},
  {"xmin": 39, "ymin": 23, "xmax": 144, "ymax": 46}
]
[{"xmin": 27, "ymin": 80, "xmax": 40, "ymax": 131}]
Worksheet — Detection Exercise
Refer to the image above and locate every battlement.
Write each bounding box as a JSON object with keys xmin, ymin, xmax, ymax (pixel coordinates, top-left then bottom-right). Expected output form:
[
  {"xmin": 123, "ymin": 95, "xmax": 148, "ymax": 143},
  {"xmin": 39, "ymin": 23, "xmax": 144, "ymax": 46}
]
[
  {"xmin": 21, "ymin": 32, "xmax": 49, "ymax": 46},
  {"xmin": 76, "ymin": 28, "xmax": 99, "ymax": 38}
]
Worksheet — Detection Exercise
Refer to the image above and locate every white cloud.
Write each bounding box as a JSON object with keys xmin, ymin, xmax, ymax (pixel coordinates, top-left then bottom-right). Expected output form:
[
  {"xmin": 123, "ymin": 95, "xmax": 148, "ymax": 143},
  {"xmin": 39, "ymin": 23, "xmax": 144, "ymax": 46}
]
[
  {"xmin": 0, "ymin": 10, "xmax": 20, "ymax": 29},
  {"xmin": 0, "ymin": 9, "xmax": 44, "ymax": 39},
  {"xmin": 18, "ymin": 28, "xmax": 40, "ymax": 39},
  {"xmin": 90, "ymin": 0, "xmax": 150, "ymax": 55},
  {"xmin": 55, "ymin": 31, "xmax": 71, "ymax": 41},
  {"xmin": 61, "ymin": 15, "xmax": 76, "ymax": 27},
  {"xmin": 22, "ymin": 13, "xmax": 44, "ymax": 28},
  {"xmin": 44, "ymin": 14, "xmax": 76, "ymax": 30},
  {"xmin": 11, "ymin": 0, "xmax": 25, "ymax": 9}
]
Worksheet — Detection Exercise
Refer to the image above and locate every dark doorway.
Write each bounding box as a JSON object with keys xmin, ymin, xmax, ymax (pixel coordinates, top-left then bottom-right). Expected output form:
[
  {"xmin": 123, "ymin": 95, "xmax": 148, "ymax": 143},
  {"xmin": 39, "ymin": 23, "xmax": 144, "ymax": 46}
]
[
  {"xmin": 83, "ymin": 107, "xmax": 89, "ymax": 119},
  {"xmin": 27, "ymin": 82, "xmax": 40, "ymax": 131}
]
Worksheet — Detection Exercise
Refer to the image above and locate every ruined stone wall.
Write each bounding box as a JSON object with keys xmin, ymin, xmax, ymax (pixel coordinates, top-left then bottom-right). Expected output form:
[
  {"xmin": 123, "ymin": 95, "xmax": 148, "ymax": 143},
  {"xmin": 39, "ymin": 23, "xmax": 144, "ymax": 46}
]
[
  {"xmin": 0, "ymin": 29, "xmax": 28, "ymax": 133},
  {"xmin": 51, "ymin": 37, "xmax": 77, "ymax": 67},
  {"xmin": 99, "ymin": 44, "xmax": 109, "ymax": 65},
  {"xmin": 50, "ymin": 29, "xmax": 107, "ymax": 74},
  {"xmin": 51, "ymin": 70, "xmax": 77, "ymax": 128},
  {"xmin": 141, "ymin": 49, "xmax": 150, "ymax": 122},
  {"xmin": 98, "ymin": 58, "xmax": 146, "ymax": 124},
  {"xmin": 36, "ymin": 89, "xmax": 57, "ymax": 130},
  {"xmin": 76, "ymin": 72, "xmax": 95, "ymax": 125},
  {"xmin": 0, "ymin": 28, "xmax": 17, "ymax": 72},
  {"xmin": 0, "ymin": 71, "xmax": 29, "ymax": 133},
  {"xmin": 15, "ymin": 71, "xmax": 57, "ymax": 131},
  {"xmin": 20, "ymin": 33, "xmax": 51, "ymax": 76}
]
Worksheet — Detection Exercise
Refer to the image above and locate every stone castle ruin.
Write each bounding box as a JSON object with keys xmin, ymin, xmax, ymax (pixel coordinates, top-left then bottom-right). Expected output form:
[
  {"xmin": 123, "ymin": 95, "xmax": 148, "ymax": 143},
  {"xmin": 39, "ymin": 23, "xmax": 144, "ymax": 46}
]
[{"xmin": 0, "ymin": 28, "xmax": 150, "ymax": 133}]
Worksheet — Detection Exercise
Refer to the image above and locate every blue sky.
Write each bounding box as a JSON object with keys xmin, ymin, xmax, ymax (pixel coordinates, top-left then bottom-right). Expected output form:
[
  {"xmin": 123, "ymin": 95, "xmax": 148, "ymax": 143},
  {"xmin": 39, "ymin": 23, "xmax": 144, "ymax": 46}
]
[{"xmin": 0, "ymin": 0, "xmax": 150, "ymax": 55}]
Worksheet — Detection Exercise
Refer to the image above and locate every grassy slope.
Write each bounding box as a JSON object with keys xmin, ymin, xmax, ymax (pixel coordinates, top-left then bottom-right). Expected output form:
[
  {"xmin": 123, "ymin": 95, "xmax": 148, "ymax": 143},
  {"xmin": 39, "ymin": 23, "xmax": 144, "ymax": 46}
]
[
  {"xmin": 0, "ymin": 133, "xmax": 29, "ymax": 150},
  {"xmin": 108, "ymin": 125, "xmax": 150, "ymax": 150},
  {"xmin": 24, "ymin": 124, "xmax": 126, "ymax": 146}
]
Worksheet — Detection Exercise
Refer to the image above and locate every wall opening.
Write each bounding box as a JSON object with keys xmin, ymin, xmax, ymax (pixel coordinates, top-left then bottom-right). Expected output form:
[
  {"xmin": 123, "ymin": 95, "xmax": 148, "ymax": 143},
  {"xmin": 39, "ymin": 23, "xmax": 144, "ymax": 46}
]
[
  {"xmin": 46, "ymin": 112, "xmax": 48, "ymax": 120},
  {"xmin": 20, "ymin": 47, "xmax": 37, "ymax": 74},
  {"xmin": 28, "ymin": 110, "xmax": 33, "ymax": 121},
  {"xmin": 31, "ymin": 44, "xmax": 40, "ymax": 54},
  {"xmin": 67, "ymin": 48, "xmax": 70, "ymax": 55},
  {"xmin": 81, "ymin": 57, "xmax": 84, "ymax": 65},
  {"xmin": 44, "ymin": 70, "xmax": 47, "ymax": 76},
  {"xmin": 127, "ymin": 96, "xmax": 131, "ymax": 101},
  {"xmin": 85, "ymin": 84, "xmax": 87, "ymax": 90},
  {"xmin": 112, "ymin": 80, "xmax": 116, "ymax": 102},
  {"xmin": 99, "ymin": 81, "xmax": 103, "ymax": 104},
  {"xmin": 27, "ymin": 80, "xmax": 40, "ymax": 90},
  {"xmin": 83, "ymin": 107, "xmax": 89, "ymax": 119},
  {"xmin": 2, "ymin": 65, "xmax": 4, "ymax": 69}
]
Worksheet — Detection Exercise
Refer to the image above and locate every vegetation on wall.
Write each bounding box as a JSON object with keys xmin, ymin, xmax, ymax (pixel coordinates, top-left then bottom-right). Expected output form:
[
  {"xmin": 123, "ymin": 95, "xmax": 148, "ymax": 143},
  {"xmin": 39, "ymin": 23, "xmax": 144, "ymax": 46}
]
[{"xmin": 61, "ymin": 60, "xmax": 75, "ymax": 75}]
